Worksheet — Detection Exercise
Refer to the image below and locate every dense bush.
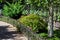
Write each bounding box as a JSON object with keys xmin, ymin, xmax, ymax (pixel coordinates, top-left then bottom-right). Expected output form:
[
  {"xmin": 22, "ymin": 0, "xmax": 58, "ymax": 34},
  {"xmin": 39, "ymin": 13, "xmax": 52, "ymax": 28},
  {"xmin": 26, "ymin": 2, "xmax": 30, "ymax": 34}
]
[
  {"xmin": 2, "ymin": 2, "xmax": 24, "ymax": 19},
  {"xmin": 18, "ymin": 14, "xmax": 47, "ymax": 32}
]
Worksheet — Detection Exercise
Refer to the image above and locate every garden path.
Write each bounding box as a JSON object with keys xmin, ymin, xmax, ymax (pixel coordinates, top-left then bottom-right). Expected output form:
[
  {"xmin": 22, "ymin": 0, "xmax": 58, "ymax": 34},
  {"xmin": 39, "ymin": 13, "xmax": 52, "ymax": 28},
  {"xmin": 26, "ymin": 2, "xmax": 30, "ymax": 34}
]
[{"xmin": 0, "ymin": 21, "xmax": 28, "ymax": 40}]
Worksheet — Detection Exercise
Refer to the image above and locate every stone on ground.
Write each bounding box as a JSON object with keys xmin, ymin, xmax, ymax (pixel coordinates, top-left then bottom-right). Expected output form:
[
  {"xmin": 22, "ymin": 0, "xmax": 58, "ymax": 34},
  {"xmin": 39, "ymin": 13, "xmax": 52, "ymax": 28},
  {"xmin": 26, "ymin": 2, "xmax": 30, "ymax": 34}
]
[{"xmin": 0, "ymin": 21, "xmax": 28, "ymax": 40}]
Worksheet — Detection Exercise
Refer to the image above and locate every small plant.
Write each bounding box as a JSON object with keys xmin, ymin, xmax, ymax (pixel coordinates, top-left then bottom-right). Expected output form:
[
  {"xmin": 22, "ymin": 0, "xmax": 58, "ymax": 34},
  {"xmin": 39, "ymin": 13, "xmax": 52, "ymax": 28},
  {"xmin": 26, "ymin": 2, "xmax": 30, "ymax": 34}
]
[
  {"xmin": 18, "ymin": 14, "xmax": 47, "ymax": 32},
  {"xmin": 2, "ymin": 2, "xmax": 24, "ymax": 19},
  {"xmin": 39, "ymin": 33, "xmax": 48, "ymax": 38}
]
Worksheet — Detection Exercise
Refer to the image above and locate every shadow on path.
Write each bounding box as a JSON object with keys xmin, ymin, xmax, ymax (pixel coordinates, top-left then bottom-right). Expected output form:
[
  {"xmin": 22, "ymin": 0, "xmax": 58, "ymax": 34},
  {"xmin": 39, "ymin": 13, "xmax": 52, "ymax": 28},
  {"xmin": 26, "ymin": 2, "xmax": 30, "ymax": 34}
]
[{"xmin": 0, "ymin": 26, "xmax": 18, "ymax": 39}]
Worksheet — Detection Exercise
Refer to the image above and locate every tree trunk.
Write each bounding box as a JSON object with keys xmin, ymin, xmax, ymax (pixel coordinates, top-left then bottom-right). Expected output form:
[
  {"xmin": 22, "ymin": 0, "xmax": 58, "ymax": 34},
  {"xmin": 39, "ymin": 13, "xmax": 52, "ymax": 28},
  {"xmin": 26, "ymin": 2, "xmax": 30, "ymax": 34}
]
[{"xmin": 48, "ymin": 2, "xmax": 54, "ymax": 37}]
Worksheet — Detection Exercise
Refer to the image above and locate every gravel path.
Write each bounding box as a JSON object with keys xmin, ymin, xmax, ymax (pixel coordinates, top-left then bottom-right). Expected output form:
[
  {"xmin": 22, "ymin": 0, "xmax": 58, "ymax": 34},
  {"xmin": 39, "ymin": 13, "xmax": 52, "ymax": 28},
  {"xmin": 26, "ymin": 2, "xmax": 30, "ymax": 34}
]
[{"xmin": 0, "ymin": 21, "xmax": 28, "ymax": 40}]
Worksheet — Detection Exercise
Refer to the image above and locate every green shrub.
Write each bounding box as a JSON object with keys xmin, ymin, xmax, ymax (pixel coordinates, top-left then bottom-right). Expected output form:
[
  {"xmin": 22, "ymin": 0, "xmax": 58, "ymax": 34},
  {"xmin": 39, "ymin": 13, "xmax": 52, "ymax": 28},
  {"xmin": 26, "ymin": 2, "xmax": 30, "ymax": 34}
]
[
  {"xmin": 39, "ymin": 33, "xmax": 48, "ymax": 38},
  {"xmin": 2, "ymin": 2, "xmax": 24, "ymax": 19},
  {"xmin": 18, "ymin": 14, "xmax": 47, "ymax": 32}
]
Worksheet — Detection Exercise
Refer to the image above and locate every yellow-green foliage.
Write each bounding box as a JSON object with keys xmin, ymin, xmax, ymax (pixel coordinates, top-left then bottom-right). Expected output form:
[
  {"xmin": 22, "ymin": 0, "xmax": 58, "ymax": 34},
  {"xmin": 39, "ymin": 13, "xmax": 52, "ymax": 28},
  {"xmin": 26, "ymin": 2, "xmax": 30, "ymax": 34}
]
[{"xmin": 18, "ymin": 14, "xmax": 47, "ymax": 32}]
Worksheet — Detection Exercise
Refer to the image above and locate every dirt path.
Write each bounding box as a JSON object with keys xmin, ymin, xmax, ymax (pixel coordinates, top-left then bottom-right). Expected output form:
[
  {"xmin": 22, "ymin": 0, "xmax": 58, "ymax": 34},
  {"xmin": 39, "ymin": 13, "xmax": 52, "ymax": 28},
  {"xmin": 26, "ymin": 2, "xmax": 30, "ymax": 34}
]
[{"xmin": 0, "ymin": 21, "xmax": 28, "ymax": 40}]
